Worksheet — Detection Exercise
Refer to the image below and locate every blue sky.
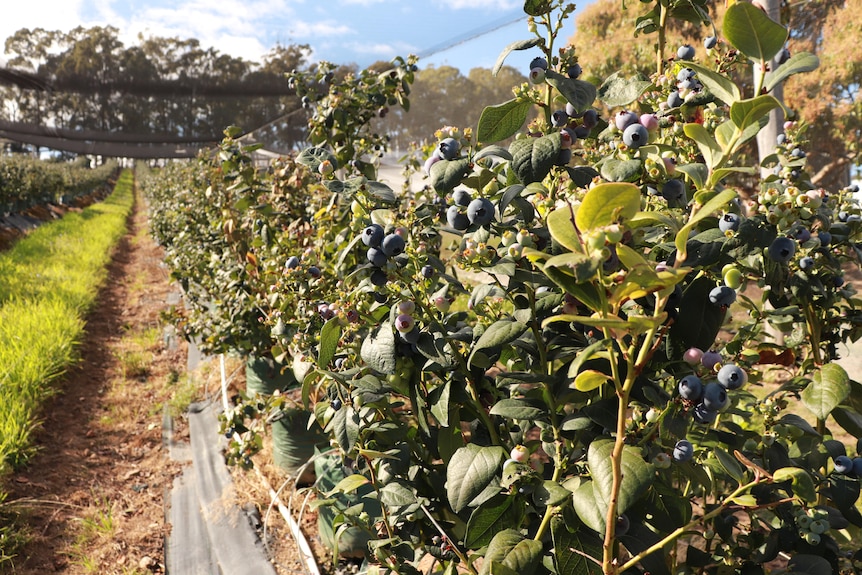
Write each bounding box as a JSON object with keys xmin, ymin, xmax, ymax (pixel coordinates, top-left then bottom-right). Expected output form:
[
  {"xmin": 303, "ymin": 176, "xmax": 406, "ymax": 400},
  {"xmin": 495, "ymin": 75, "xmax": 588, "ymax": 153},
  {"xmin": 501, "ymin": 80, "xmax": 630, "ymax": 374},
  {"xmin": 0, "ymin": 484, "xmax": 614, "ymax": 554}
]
[{"xmin": 0, "ymin": 1, "xmax": 583, "ymax": 74}]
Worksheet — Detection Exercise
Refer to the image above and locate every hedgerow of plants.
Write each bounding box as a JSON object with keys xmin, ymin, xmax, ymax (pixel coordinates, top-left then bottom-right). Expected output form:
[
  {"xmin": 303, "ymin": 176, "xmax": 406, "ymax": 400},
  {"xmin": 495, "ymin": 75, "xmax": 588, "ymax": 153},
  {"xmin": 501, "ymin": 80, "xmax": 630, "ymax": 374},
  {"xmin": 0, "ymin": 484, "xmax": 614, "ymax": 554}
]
[
  {"xmin": 0, "ymin": 156, "xmax": 118, "ymax": 213},
  {"xmin": 149, "ymin": 1, "xmax": 862, "ymax": 573},
  {"xmin": 0, "ymin": 170, "xmax": 133, "ymax": 565}
]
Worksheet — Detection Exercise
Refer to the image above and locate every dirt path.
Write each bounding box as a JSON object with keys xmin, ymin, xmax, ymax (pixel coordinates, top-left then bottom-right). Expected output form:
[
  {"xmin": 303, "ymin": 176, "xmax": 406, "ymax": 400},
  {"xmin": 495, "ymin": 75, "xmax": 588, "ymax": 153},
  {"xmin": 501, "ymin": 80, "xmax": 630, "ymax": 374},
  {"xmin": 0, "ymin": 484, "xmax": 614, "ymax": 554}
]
[{"xmin": 3, "ymin": 182, "xmax": 188, "ymax": 574}]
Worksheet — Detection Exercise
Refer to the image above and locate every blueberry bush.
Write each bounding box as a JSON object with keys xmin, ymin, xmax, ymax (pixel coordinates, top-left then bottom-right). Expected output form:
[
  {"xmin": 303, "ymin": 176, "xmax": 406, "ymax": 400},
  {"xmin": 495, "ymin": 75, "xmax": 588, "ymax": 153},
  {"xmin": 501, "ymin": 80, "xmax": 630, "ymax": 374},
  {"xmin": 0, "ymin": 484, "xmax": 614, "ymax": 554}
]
[{"xmin": 146, "ymin": 1, "xmax": 862, "ymax": 573}]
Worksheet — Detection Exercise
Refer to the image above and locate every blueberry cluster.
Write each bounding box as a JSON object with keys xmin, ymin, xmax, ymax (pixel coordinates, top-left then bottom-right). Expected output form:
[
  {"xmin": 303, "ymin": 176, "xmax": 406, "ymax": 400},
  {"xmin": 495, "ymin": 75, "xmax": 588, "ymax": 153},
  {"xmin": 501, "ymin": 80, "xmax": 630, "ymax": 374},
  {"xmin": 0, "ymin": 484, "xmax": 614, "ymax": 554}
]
[
  {"xmin": 445, "ymin": 188, "xmax": 495, "ymax": 231},
  {"xmin": 394, "ymin": 300, "xmax": 420, "ymax": 343},
  {"xmin": 677, "ymin": 360, "xmax": 748, "ymax": 425},
  {"xmin": 613, "ymin": 109, "xmax": 658, "ymax": 150},
  {"xmin": 361, "ymin": 223, "xmax": 406, "ymax": 287},
  {"xmin": 667, "ymin": 66, "xmax": 704, "ymax": 108},
  {"xmin": 792, "ymin": 506, "xmax": 831, "ymax": 546}
]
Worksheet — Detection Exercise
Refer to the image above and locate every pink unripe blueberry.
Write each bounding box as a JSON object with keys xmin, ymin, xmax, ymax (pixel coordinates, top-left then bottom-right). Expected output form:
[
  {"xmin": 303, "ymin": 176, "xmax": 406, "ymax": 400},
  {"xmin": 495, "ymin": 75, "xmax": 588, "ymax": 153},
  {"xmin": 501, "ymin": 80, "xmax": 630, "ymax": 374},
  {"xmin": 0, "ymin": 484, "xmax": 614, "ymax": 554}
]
[
  {"xmin": 640, "ymin": 113, "xmax": 659, "ymax": 131},
  {"xmin": 662, "ymin": 157, "xmax": 677, "ymax": 175},
  {"xmin": 395, "ymin": 313, "xmax": 415, "ymax": 333},
  {"xmin": 684, "ymin": 347, "xmax": 704, "ymax": 365},
  {"xmin": 433, "ymin": 296, "xmax": 450, "ymax": 312},
  {"xmin": 398, "ymin": 300, "xmax": 416, "ymax": 314},
  {"xmin": 510, "ymin": 445, "xmax": 529, "ymax": 462}
]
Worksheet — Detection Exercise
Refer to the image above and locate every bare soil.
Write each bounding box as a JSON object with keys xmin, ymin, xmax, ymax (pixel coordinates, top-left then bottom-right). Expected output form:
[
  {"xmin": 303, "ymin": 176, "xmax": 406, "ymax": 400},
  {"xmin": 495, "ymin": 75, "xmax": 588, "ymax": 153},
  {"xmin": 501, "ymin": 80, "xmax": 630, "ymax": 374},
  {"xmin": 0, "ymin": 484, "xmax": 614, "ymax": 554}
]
[{"xmin": 1, "ymin": 181, "xmax": 328, "ymax": 575}]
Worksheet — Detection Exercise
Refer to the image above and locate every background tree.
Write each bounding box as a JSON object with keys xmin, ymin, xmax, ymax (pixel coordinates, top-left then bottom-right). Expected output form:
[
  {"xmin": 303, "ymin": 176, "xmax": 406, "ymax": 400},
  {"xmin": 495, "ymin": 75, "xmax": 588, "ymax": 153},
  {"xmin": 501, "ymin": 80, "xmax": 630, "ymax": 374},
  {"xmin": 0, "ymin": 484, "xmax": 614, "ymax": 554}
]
[{"xmin": 568, "ymin": 0, "xmax": 858, "ymax": 188}]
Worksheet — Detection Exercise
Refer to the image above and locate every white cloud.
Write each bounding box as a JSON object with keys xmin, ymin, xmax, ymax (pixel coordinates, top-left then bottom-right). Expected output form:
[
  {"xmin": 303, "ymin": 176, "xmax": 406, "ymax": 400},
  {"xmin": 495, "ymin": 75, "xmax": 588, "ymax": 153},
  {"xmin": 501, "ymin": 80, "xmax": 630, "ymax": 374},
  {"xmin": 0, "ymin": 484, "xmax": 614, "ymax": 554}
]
[{"xmin": 0, "ymin": 0, "xmax": 86, "ymax": 50}]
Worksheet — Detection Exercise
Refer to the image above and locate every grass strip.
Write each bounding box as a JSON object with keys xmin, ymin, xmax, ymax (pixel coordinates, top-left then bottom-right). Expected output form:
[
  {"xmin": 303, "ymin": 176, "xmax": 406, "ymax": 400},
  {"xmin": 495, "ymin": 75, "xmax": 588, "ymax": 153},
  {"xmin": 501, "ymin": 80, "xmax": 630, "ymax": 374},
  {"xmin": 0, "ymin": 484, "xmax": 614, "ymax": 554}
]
[{"xmin": 0, "ymin": 169, "xmax": 134, "ymax": 474}]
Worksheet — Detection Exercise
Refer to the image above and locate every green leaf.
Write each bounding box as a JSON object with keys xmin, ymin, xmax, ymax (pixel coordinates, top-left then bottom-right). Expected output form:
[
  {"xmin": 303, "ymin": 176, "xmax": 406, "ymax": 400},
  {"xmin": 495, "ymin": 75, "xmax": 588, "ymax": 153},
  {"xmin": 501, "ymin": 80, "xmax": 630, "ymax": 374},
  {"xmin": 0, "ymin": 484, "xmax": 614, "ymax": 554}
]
[
  {"xmin": 510, "ymin": 132, "xmax": 561, "ymax": 185},
  {"xmin": 360, "ymin": 323, "xmax": 397, "ymax": 375},
  {"xmin": 684, "ymin": 123, "xmax": 723, "ymax": 170},
  {"xmin": 675, "ymin": 188, "xmax": 737, "ymax": 262},
  {"xmin": 575, "ymin": 182, "xmax": 641, "ymax": 233},
  {"xmin": 599, "ymin": 158, "xmax": 642, "ymax": 183},
  {"xmin": 668, "ymin": 275, "xmax": 726, "ymax": 358},
  {"xmin": 447, "ymin": 444, "xmax": 505, "ymax": 513},
  {"xmin": 493, "ymin": 39, "xmax": 544, "ymax": 77},
  {"xmin": 430, "ymin": 157, "xmax": 471, "ymax": 193},
  {"xmin": 533, "ymin": 480, "xmax": 572, "ymax": 507},
  {"xmin": 490, "ymin": 398, "xmax": 547, "ymax": 420},
  {"xmin": 546, "ymin": 205, "xmax": 580, "ymax": 252},
  {"xmin": 567, "ymin": 338, "xmax": 612, "ymax": 379},
  {"xmin": 675, "ymin": 162, "xmax": 708, "ymax": 191},
  {"xmin": 801, "ymin": 363, "xmax": 850, "ymax": 420},
  {"xmin": 326, "ymin": 474, "xmax": 370, "ymax": 497},
  {"xmin": 379, "ymin": 480, "xmax": 419, "ymax": 509},
  {"xmin": 465, "ymin": 495, "xmax": 524, "ymax": 549},
  {"xmin": 552, "ymin": 518, "xmax": 603, "ymax": 575},
  {"xmin": 565, "ymin": 165, "xmax": 600, "ymax": 187},
  {"xmin": 723, "ymin": 2, "xmax": 788, "ymax": 63},
  {"xmin": 714, "ymin": 447, "xmax": 745, "ymax": 485},
  {"xmin": 773, "ymin": 467, "xmax": 817, "ymax": 502},
  {"xmin": 543, "ymin": 252, "xmax": 602, "ymax": 283},
  {"xmin": 365, "ymin": 180, "xmax": 397, "ymax": 203},
  {"xmin": 478, "ymin": 99, "xmax": 533, "ymax": 143},
  {"xmin": 572, "ymin": 481, "xmax": 605, "ymax": 533},
  {"xmin": 677, "ymin": 62, "xmax": 740, "ymax": 106},
  {"xmin": 475, "ymin": 145, "xmax": 514, "ymax": 163},
  {"xmin": 765, "ymin": 51, "xmax": 819, "ymax": 92},
  {"xmin": 574, "ymin": 370, "xmax": 611, "ymax": 392},
  {"xmin": 546, "ymin": 71, "xmax": 597, "ymax": 114},
  {"xmin": 317, "ymin": 317, "xmax": 342, "ymax": 369},
  {"xmin": 589, "ymin": 439, "xmax": 654, "ymax": 516},
  {"xmin": 481, "ymin": 529, "xmax": 543, "ymax": 575},
  {"xmin": 429, "ymin": 381, "xmax": 452, "ymax": 426},
  {"xmin": 470, "ymin": 320, "xmax": 528, "ymax": 367},
  {"xmin": 730, "ymin": 95, "xmax": 781, "ymax": 132},
  {"xmin": 597, "ymin": 71, "xmax": 652, "ymax": 107},
  {"xmin": 297, "ymin": 146, "xmax": 337, "ymax": 171}
]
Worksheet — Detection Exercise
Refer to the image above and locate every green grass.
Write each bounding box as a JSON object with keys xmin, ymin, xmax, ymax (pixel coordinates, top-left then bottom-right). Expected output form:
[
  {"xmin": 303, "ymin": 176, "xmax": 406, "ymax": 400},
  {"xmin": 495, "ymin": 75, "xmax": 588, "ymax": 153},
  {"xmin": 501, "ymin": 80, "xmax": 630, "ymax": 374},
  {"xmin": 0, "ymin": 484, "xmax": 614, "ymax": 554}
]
[{"xmin": 0, "ymin": 170, "xmax": 133, "ymax": 565}]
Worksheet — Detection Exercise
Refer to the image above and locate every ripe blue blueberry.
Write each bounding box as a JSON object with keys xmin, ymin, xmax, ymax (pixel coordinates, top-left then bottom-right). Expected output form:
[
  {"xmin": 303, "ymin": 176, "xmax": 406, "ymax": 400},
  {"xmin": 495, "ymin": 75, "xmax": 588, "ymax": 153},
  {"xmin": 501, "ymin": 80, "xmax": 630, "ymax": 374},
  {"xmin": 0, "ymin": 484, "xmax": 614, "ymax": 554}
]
[
  {"xmin": 331, "ymin": 398, "xmax": 342, "ymax": 411},
  {"xmin": 677, "ymin": 44, "xmax": 696, "ymax": 60},
  {"xmin": 677, "ymin": 67, "xmax": 696, "ymax": 82},
  {"xmin": 692, "ymin": 403, "xmax": 718, "ymax": 424},
  {"xmin": 702, "ymin": 382, "xmax": 729, "ymax": 412},
  {"xmin": 361, "ymin": 224, "xmax": 385, "ymax": 247},
  {"xmin": 370, "ymin": 268, "xmax": 387, "ymax": 286},
  {"xmin": 834, "ymin": 275, "xmax": 845, "ymax": 288},
  {"xmin": 446, "ymin": 205, "xmax": 470, "ymax": 231},
  {"xmin": 439, "ymin": 137, "xmax": 461, "ymax": 161},
  {"xmin": 573, "ymin": 125, "xmax": 591, "ymax": 139},
  {"xmin": 285, "ymin": 256, "xmax": 300, "ymax": 270},
  {"xmin": 719, "ymin": 213, "xmax": 741, "ymax": 233},
  {"xmin": 622, "ymin": 124, "xmax": 649, "ymax": 148},
  {"xmin": 467, "ymin": 198, "xmax": 495, "ymax": 226},
  {"xmin": 673, "ymin": 439, "xmax": 694, "ymax": 462},
  {"xmin": 793, "ymin": 228, "xmax": 811, "ymax": 243},
  {"xmin": 567, "ymin": 63, "xmax": 583, "ymax": 78},
  {"xmin": 709, "ymin": 285, "xmax": 736, "ymax": 306},
  {"xmin": 452, "ymin": 188, "xmax": 472, "ymax": 207},
  {"xmin": 421, "ymin": 265, "xmax": 434, "ymax": 279},
  {"xmin": 615, "ymin": 110, "xmax": 639, "ymax": 131},
  {"xmin": 667, "ymin": 90, "xmax": 683, "ymax": 108},
  {"xmin": 678, "ymin": 375, "xmax": 704, "ymax": 401},
  {"xmin": 560, "ymin": 128, "xmax": 576, "ymax": 149},
  {"xmin": 768, "ymin": 237, "xmax": 796, "ymax": 262},
  {"xmin": 818, "ymin": 232, "xmax": 832, "ymax": 246},
  {"xmin": 582, "ymin": 109, "xmax": 599, "ymax": 129},
  {"xmin": 381, "ymin": 233, "xmax": 406, "ymax": 257},
  {"xmin": 717, "ymin": 364, "xmax": 747, "ymax": 390},
  {"xmin": 557, "ymin": 148, "xmax": 573, "ymax": 166},
  {"xmin": 704, "ymin": 36, "xmax": 717, "ymax": 50},
  {"xmin": 551, "ymin": 110, "xmax": 569, "ymax": 127},
  {"xmin": 799, "ymin": 256, "xmax": 815, "ymax": 270},
  {"xmin": 367, "ymin": 247, "xmax": 387, "ymax": 267},
  {"xmin": 853, "ymin": 457, "xmax": 862, "ymax": 476},
  {"xmin": 530, "ymin": 56, "xmax": 548, "ymax": 70},
  {"xmin": 662, "ymin": 179, "xmax": 685, "ymax": 202},
  {"xmin": 834, "ymin": 455, "xmax": 853, "ymax": 474},
  {"xmin": 776, "ymin": 133, "xmax": 787, "ymax": 145},
  {"xmin": 308, "ymin": 266, "xmax": 321, "ymax": 278}
]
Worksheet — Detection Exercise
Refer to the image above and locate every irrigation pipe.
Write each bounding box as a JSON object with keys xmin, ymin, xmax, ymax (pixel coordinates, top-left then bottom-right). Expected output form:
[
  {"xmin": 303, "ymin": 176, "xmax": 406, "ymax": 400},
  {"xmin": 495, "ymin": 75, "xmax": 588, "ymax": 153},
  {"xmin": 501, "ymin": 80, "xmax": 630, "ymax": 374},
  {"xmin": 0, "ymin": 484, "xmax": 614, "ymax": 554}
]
[
  {"xmin": 255, "ymin": 466, "xmax": 321, "ymax": 575},
  {"xmin": 217, "ymin": 352, "xmax": 321, "ymax": 575}
]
